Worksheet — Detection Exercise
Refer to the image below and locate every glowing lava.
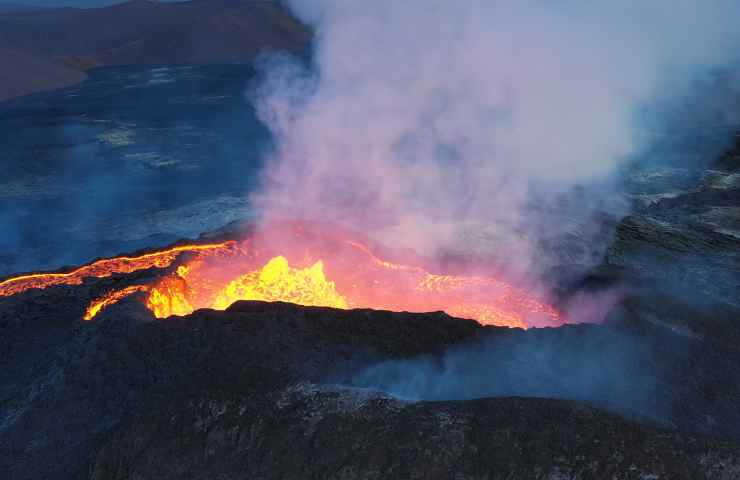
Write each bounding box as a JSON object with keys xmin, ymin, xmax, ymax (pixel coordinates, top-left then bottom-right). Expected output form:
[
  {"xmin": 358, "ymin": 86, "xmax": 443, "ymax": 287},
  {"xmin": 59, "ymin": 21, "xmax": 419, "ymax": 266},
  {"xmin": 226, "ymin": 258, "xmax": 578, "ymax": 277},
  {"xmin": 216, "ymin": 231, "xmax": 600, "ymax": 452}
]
[
  {"xmin": 212, "ymin": 256, "xmax": 348, "ymax": 310},
  {"xmin": 84, "ymin": 285, "xmax": 149, "ymax": 320},
  {"xmin": 146, "ymin": 273, "xmax": 193, "ymax": 319},
  {"xmin": 0, "ymin": 223, "xmax": 563, "ymax": 329},
  {"xmin": 0, "ymin": 242, "xmax": 236, "ymax": 297}
]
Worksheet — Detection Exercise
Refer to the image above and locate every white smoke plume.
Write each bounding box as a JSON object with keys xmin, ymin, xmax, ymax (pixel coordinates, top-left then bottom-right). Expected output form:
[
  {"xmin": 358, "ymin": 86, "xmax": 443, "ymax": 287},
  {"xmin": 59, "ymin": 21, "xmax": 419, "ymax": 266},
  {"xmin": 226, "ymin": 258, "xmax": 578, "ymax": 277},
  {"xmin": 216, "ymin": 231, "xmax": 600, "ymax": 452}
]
[{"xmin": 251, "ymin": 1, "xmax": 740, "ymax": 293}]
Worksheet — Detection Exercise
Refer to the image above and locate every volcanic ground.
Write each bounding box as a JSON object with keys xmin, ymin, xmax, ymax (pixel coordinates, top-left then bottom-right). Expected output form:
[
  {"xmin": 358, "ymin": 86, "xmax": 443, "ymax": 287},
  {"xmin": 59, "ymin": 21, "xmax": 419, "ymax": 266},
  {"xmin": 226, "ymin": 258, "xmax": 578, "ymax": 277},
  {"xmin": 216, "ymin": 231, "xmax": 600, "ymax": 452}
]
[
  {"xmin": 4, "ymin": 167, "xmax": 740, "ymax": 478},
  {"xmin": 3, "ymin": 65, "xmax": 740, "ymax": 479}
]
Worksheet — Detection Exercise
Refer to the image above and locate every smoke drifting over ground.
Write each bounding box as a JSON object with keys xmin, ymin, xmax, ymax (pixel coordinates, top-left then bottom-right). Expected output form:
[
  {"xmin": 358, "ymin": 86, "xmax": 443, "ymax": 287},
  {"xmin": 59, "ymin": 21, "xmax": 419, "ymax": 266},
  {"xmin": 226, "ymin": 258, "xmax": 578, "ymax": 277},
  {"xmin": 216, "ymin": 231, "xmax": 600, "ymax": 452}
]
[
  {"xmin": 252, "ymin": 0, "xmax": 740, "ymax": 288},
  {"xmin": 349, "ymin": 324, "xmax": 665, "ymax": 422}
]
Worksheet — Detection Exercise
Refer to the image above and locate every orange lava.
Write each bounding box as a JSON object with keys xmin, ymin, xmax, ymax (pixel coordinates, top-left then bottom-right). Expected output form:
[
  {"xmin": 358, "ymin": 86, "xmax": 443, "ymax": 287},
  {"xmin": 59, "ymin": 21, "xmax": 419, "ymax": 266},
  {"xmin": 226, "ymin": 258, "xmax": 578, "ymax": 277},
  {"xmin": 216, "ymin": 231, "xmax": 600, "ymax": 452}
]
[
  {"xmin": 212, "ymin": 256, "xmax": 348, "ymax": 311},
  {"xmin": 1, "ymin": 223, "xmax": 563, "ymax": 328},
  {"xmin": 84, "ymin": 285, "xmax": 149, "ymax": 320},
  {"xmin": 0, "ymin": 242, "xmax": 236, "ymax": 298}
]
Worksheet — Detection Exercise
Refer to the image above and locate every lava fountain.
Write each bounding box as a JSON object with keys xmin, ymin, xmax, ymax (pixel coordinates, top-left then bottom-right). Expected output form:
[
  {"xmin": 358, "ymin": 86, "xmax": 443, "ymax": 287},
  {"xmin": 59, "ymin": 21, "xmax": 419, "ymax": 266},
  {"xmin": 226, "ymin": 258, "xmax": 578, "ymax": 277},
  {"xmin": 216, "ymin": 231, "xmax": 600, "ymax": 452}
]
[{"xmin": 0, "ymin": 222, "xmax": 563, "ymax": 329}]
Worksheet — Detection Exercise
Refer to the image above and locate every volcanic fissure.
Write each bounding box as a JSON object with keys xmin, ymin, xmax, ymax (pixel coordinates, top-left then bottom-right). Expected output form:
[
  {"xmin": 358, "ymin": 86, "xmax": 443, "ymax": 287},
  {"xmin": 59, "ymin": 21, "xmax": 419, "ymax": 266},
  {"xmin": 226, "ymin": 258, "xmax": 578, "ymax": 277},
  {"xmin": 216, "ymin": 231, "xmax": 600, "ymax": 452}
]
[{"xmin": 0, "ymin": 222, "xmax": 563, "ymax": 329}]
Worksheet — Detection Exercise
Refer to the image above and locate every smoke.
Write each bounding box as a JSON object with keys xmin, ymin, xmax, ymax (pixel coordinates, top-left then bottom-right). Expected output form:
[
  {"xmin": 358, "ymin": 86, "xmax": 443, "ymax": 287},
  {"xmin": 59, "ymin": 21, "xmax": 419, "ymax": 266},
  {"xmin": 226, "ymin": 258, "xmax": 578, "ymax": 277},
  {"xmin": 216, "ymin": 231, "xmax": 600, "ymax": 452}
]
[
  {"xmin": 347, "ymin": 323, "xmax": 670, "ymax": 424},
  {"xmin": 249, "ymin": 3, "xmax": 740, "ymax": 419},
  {"xmin": 251, "ymin": 0, "xmax": 740, "ymax": 291}
]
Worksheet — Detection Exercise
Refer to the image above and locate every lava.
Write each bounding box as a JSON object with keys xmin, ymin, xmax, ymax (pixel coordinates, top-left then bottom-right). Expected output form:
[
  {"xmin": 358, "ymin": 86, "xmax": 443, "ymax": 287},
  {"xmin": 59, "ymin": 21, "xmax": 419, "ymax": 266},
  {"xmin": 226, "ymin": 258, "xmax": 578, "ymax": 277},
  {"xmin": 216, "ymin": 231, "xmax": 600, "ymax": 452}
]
[
  {"xmin": 146, "ymin": 274, "xmax": 193, "ymax": 319},
  {"xmin": 84, "ymin": 285, "xmax": 149, "ymax": 320},
  {"xmin": 212, "ymin": 256, "xmax": 348, "ymax": 310},
  {"xmin": 0, "ymin": 241, "xmax": 237, "ymax": 298},
  {"xmin": 1, "ymin": 223, "xmax": 564, "ymax": 328}
]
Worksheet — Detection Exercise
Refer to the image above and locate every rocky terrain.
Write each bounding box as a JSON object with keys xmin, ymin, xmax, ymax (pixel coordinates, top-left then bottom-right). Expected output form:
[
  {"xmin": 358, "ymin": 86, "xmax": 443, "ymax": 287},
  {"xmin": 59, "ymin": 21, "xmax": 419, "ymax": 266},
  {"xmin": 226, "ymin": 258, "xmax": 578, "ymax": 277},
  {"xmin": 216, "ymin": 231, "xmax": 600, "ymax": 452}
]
[
  {"xmin": 0, "ymin": 0, "xmax": 310, "ymax": 101},
  {"xmin": 3, "ymin": 157, "xmax": 740, "ymax": 477},
  {"xmin": 2, "ymin": 153, "xmax": 740, "ymax": 478},
  {"xmin": 2, "ymin": 14, "xmax": 740, "ymax": 476},
  {"xmin": 0, "ymin": 63, "xmax": 267, "ymax": 276},
  {"xmin": 2, "ymin": 291, "xmax": 740, "ymax": 479},
  {"xmin": 608, "ymin": 138, "xmax": 740, "ymax": 343}
]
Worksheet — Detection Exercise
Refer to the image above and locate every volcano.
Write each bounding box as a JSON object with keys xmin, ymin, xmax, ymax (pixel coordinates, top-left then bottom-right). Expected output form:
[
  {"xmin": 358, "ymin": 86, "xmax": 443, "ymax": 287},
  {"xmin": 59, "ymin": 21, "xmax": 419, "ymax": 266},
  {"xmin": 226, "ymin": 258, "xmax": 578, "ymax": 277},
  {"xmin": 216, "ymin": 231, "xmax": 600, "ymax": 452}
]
[
  {"xmin": 3, "ymin": 1, "xmax": 740, "ymax": 476},
  {"xmin": 3, "ymin": 214, "xmax": 740, "ymax": 479},
  {"xmin": 0, "ymin": 221, "xmax": 563, "ymax": 329}
]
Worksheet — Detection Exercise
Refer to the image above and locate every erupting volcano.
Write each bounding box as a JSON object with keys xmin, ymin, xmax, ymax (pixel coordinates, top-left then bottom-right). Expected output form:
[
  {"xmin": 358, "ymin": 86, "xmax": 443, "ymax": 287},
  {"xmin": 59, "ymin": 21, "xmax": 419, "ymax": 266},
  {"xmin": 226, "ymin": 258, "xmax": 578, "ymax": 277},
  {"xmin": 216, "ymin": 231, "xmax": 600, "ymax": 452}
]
[{"xmin": 0, "ymin": 222, "xmax": 562, "ymax": 329}]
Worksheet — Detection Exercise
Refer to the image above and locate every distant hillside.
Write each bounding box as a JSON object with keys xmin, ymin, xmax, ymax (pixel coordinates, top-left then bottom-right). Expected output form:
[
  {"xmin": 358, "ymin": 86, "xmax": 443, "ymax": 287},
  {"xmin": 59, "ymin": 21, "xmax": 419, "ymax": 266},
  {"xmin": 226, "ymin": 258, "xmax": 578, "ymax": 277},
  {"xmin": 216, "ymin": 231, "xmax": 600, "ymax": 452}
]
[
  {"xmin": 0, "ymin": 0, "xmax": 311, "ymax": 101},
  {"xmin": 0, "ymin": 45, "xmax": 86, "ymax": 101}
]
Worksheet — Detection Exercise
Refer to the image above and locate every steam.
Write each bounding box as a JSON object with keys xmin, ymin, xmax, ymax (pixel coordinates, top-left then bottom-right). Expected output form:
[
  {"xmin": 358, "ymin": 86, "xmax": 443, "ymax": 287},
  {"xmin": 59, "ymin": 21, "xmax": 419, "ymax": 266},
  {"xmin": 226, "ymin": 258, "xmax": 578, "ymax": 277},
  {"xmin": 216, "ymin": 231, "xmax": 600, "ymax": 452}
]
[
  {"xmin": 254, "ymin": 0, "xmax": 740, "ymax": 288},
  {"xmin": 250, "ymin": 2, "xmax": 740, "ymax": 417},
  {"xmin": 251, "ymin": 0, "xmax": 740, "ymax": 291}
]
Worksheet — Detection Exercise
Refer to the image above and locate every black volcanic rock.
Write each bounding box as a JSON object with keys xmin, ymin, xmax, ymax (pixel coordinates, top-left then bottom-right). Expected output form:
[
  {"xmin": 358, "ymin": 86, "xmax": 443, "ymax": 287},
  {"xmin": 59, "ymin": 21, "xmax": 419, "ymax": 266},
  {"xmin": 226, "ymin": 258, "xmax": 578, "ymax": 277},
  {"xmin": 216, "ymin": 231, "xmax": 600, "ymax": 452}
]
[
  {"xmin": 4, "ymin": 150, "xmax": 740, "ymax": 479},
  {"xmin": 2, "ymin": 291, "xmax": 740, "ymax": 479},
  {"xmin": 91, "ymin": 392, "xmax": 740, "ymax": 480}
]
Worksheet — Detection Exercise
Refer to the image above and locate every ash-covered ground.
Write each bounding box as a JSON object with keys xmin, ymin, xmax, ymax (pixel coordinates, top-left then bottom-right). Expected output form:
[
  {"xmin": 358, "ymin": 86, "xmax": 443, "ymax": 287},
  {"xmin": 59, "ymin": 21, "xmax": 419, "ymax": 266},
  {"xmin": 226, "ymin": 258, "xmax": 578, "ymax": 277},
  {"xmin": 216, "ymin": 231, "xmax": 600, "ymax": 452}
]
[{"xmin": 3, "ymin": 64, "xmax": 740, "ymax": 479}]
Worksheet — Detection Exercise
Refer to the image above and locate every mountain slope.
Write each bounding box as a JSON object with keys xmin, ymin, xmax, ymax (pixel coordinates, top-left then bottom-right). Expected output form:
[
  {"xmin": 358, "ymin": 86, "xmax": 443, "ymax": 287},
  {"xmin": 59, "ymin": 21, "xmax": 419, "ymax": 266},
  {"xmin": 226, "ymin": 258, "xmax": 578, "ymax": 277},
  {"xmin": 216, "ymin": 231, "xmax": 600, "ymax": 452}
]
[
  {"xmin": 93, "ymin": 2, "xmax": 312, "ymax": 65},
  {"xmin": 0, "ymin": 45, "xmax": 86, "ymax": 101},
  {"xmin": 1, "ymin": 293, "xmax": 739, "ymax": 479},
  {"xmin": 0, "ymin": 0, "xmax": 310, "ymax": 100}
]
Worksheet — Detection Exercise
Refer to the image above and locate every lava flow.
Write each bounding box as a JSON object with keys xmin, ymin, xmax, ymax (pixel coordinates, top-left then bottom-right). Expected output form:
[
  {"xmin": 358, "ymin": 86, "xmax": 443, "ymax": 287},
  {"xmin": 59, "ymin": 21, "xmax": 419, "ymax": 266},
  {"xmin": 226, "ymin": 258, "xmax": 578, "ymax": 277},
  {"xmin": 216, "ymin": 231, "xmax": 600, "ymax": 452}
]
[
  {"xmin": 0, "ymin": 241, "xmax": 237, "ymax": 297},
  {"xmin": 0, "ymin": 223, "xmax": 563, "ymax": 329}
]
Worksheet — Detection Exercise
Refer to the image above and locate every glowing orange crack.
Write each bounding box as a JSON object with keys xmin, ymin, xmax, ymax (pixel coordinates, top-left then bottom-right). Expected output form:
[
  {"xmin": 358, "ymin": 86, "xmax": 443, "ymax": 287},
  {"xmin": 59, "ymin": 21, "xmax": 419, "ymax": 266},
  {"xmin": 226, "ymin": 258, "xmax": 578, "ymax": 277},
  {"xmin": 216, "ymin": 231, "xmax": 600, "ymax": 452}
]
[
  {"xmin": 0, "ymin": 241, "xmax": 236, "ymax": 298},
  {"xmin": 84, "ymin": 285, "xmax": 150, "ymax": 320}
]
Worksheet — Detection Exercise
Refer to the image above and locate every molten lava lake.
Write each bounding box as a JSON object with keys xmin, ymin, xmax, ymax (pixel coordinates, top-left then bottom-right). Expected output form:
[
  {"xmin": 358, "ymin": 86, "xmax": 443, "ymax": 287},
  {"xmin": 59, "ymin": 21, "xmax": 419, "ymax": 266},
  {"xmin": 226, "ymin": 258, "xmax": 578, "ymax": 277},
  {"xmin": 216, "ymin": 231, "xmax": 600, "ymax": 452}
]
[{"xmin": 0, "ymin": 223, "xmax": 563, "ymax": 329}]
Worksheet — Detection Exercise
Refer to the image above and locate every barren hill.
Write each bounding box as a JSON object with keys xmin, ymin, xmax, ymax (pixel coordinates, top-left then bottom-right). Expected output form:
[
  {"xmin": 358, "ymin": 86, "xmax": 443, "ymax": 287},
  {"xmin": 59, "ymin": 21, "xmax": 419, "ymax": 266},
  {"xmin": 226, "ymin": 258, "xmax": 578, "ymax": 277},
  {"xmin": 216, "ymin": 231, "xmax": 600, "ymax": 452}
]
[
  {"xmin": 0, "ymin": 45, "xmax": 86, "ymax": 100},
  {"xmin": 0, "ymin": 0, "xmax": 310, "ymax": 101}
]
